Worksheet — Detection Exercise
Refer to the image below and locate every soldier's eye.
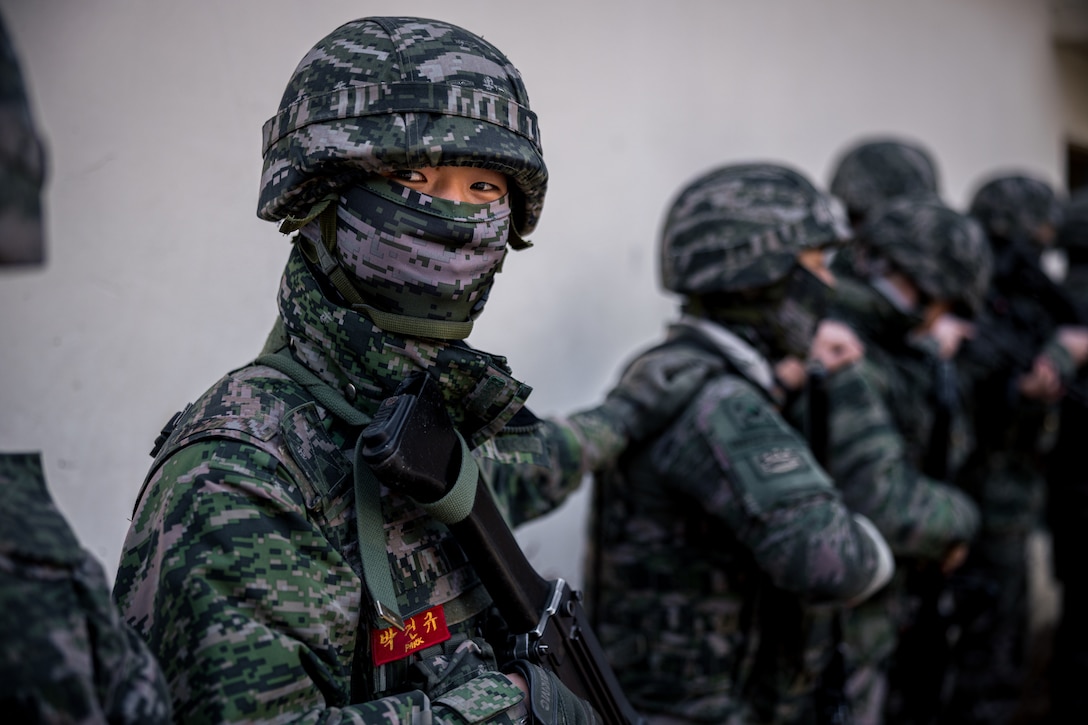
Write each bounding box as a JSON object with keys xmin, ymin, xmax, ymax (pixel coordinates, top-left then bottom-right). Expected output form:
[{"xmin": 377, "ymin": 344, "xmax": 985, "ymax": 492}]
[{"xmin": 385, "ymin": 169, "xmax": 427, "ymax": 184}]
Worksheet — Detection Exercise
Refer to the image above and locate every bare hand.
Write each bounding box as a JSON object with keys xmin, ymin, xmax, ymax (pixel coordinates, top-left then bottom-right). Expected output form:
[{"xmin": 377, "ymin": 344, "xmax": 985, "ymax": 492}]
[
  {"xmin": 926, "ymin": 314, "xmax": 975, "ymax": 360},
  {"xmin": 506, "ymin": 671, "xmax": 529, "ymax": 694},
  {"xmin": 1058, "ymin": 325, "xmax": 1088, "ymax": 368},
  {"xmin": 941, "ymin": 543, "xmax": 969, "ymax": 575},
  {"xmin": 1018, "ymin": 354, "xmax": 1062, "ymax": 403},
  {"xmin": 774, "ymin": 356, "xmax": 808, "ymax": 392},
  {"xmin": 809, "ymin": 320, "xmax": 864, "ymax": 372}
]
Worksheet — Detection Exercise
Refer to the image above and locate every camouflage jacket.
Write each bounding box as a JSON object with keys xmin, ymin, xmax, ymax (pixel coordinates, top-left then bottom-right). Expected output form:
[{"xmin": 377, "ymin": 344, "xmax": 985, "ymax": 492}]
[
  {"xmin": 113, "ymin": 248, "xmax": 625, "ymax": 723},
  {"xmin": 0, "ymin": 452, "xmax": 171, "ymax": 723},
  {"xmin": 827, "ymin": 276, "xmax": 979, "ymax": 560},
  {"xmin": 588, "ymin": 316, "xmax": 892, "ymax": 724}
]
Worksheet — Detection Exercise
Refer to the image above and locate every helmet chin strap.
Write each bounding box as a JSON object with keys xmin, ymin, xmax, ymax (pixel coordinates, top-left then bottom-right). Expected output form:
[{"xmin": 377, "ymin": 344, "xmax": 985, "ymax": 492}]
[{"xmin": 279, "ymin": 194, "xmax": 475, "ymax": 341}]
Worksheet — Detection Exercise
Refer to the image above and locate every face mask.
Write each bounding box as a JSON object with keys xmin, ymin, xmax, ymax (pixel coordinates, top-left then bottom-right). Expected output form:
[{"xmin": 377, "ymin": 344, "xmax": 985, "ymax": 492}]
[
  {"xmin": 869, "ymin": 273, "xmax": 925, "ymax": 341},
  {"xmin": 693, "ymin": 263, "xmax": 832, "ymax": 361},
  {"xmin": 302, "ymin": 176, "xmax": 513, "ymax": 326},
  {"xmin": 770, "ymin": 263, "xmax": 833, "ymax": 359}
]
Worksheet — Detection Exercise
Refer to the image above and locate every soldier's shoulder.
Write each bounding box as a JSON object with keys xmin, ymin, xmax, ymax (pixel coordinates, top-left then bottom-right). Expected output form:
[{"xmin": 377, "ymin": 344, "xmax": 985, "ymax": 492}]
[
  {"xmin": 165, "ymin": 362, "xmax": 325, "ymax": 450},
  {"xmin": 0, "ymin": 453, "xmax": 82, "ymax": 565}
]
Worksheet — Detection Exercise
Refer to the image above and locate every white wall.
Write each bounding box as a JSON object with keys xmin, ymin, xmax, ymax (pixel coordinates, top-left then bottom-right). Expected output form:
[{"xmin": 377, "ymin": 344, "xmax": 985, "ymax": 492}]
[{"xmin": 0, "ymin": 0, "xmax": 1069, "ymax": 586}]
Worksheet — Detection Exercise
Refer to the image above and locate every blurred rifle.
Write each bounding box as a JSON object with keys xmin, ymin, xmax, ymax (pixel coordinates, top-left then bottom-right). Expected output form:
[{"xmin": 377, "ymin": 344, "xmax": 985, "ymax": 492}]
[
  {"xmin": 886, "ymin": 354, "xmax": 961, "ymax": 724},
  {"xmin": 805, "ymin": 362, "xmax": 851, "ymax": 725},
  {"xmin": 360, "ymin": 371, "xmax": 645, "ymax": 724},
  {"xmin": 963, "ymin": 236, "xmax": 1088, "ymax": 411}
]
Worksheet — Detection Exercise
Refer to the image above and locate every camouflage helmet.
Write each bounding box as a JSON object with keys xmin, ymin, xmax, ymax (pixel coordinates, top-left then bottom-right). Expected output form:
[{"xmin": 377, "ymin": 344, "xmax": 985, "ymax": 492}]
[
  {"xmin": 660, "ymin": 162, "xmax": 851, "ymax": 296},
  {"xmin": 258, "ymin": 17, "xmax": 547, "ymax": 242},
  {"xmin": 1058, "ymin": 188, "xmax": 1088, "ymax": 251},
  {"xmin": 828, "ymin": 138, "xmax": 940, "ymax": 224},
  {"xmin": 968, "ymin": 172, "xmax": 1062, "ymax": 245},
  {"xmin": 860, "ymin": 196, "xmax": 992, "ymax": 316},
  {"xmin": 0, "ymin": 14, "xmax": 46, "ymax": 266}
]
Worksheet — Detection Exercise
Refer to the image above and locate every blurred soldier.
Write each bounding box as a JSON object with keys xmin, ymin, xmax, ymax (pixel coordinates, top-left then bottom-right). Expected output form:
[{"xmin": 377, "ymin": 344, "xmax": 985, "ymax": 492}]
[
  {"xmin": 1045, "ymin": 188, "xmax": 1088, "ymax": 721},
  {"xmin": 587, "ymin": 162, "xmax": 894, "ymax": 724},
  {"xmin": 948, "ymin": 173, "xmax": 1088, "ymax": 724},
  {"xmin": 111, "ymin": 16, "xmax": 700, "ymax": 723},
  {"xmin": 825, "ymin": 197, "xmax": 988, "ymax": 724},
  {"xmin": 0, "ymin": 12, "xmax": 172, "ymax": 723},
  {"xmin": 828, "ymin": 137, "xmax": 941, "ymax": 229}
]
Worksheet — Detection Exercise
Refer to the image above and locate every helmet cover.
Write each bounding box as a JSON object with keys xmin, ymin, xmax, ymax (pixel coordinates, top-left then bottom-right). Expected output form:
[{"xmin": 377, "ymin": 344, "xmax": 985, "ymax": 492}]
[
  {"xmin": 660, "ymin": 162, "xmax": 851, "ymax": 296},
  {"xmin": 968, "ymin": 172, "xmax": 1062, "ymax": 245},
  {"xmin": 258, "ymin": 16, "xmax": 547, "ymax": 239},
  {"xmin": 861, "ymin": 197, "xmax": 992, "ymax": 316},
  {"xmin": 829, "ymin": 138, "xmax": 939, "ymax": 224}
]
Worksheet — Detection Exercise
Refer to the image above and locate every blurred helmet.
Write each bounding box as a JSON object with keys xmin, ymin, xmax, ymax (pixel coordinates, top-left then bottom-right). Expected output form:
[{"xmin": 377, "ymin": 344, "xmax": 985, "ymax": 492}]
[
  {"xmin": 968, "ymin": 172, "xmax": 1062, "ymax": 245},
  {"xmin": 0, "ymin": 15, "xmax": 46, "ymax": 266},
  {"xmin": 660, "ymin": 162, "xmax": 850, "ymax": 296},
  {"xmin": 258, "ymin": 16, "xmax": 547, "ymax": 243},
  {"xmin": 861, "ymin": 197, "xmax": 992, "ymax": 317},
  {"xmin": 1058, "ymin": 188, "xmax": 1088, "ymax": 252},
  {"xmin": 828, "ymin": 138, "xmax": 939, "ymax": 224}
]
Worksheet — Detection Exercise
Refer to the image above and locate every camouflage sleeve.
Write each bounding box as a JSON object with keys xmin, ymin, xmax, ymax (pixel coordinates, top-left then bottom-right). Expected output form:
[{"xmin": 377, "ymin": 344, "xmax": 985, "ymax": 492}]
[
  {"xmin": 113, "ymin": 440, "xmax": 524, "ymax": 724},
  {"xmin": 823, "ymin": 362, "xmax": 980, "ymax": 560},
  {"xmin": 474, "ymin": 411, "xmax": 601, "ymax": 528},
  {"xmin": 476, "ymin": 346, "xmax": 722, "ymax": 529},
  {"xmin": 653, "ymin": 377, "xmax": 892, "ymax": 603}
]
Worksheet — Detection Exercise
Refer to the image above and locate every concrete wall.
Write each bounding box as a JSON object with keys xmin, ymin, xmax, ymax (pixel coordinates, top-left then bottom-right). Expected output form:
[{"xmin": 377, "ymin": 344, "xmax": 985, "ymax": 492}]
[{"xmin": 0, "ymin": 0, "xmax": 1071, "ymax": 585}]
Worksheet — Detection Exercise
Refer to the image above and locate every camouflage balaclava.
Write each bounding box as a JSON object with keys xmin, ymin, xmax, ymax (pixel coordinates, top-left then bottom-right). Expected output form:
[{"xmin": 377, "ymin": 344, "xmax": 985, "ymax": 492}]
[
  {"xmin": 968, "ymin": 172, "xmax": 1062, "ymax": 251},
  {"xmin": 0, "ymin": 15, "xmax": 46, "ymax": 267},
  {"xmin": 296, "ymin": 176, "xmax": 514, "ymax": 331},
  {"xmin": 855, "ymin": 197, "xmax": 992, "ymax": 340},
  {"xmin": 660, "ymin": 162, "xmax": 852, "ymax": 359},
  {"xmin": 828, "ymin": 138, "xmax": 940, "ymax": 227},
  {"xmin": 260, "ymin": 17, "xmax": 547, "ymax": 340}
]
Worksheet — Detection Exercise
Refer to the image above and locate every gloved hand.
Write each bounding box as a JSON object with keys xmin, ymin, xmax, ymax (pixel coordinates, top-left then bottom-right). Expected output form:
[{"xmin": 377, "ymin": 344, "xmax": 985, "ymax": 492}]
[
  {"xmin": 506, "ymin": 660, "xmax": 602, "ymax": 725},
  {"xmin": 605, "ymin": 347, "xmax": 721, "ymax": 440}
]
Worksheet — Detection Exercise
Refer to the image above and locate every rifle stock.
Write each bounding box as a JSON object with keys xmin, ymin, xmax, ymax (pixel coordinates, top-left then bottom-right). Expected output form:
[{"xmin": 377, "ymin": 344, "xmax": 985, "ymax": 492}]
[{"xmin": 360, "ymin": 372, "xmax": 644, "ymax": 724}]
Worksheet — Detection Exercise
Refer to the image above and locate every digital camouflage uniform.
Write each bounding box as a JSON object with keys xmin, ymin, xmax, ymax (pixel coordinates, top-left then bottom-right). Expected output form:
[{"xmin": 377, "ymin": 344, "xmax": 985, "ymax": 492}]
[
  {"xmin": 0, "ymin": 13, "xmax": 171, "ymax": 723},
  {"xmin": 947, "ymin": 173, "xmax": 1073, "ymax": 724},
  {"xmin": 112, "ymin": 17, "xmax": 689, "ymax": 724},
  {"xmin": 1044, "ymin": 188, "xmax": 1088, "ymax": 719},
  {"xmin": 0, "ymin": 455, "xmax": 171, "ymax": 723},
  {"xmin": 828, "ymin": 138, "xmax": 939, "ymax": 229},
  {"xmin": 826, "ymin": 198, "xmax": 988, "ymax": 724},
  {"xmin": 588, "ymin": 163, "xmax": 894, "ymax": 724}
]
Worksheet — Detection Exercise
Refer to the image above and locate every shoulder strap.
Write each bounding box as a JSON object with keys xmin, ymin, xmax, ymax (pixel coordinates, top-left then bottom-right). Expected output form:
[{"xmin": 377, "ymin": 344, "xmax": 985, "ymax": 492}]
[
  {"xmin": 254, "ymin": 349, "xmax": 405, "ymax": 630},
  {"xmin": 254, "ymin": 348, "xmax": 370, "ymax": 427}
]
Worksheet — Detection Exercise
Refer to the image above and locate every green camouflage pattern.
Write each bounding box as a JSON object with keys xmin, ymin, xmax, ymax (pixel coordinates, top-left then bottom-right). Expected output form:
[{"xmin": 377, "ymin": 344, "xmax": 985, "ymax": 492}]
[
  {"xmin": 858, "ymin": 197, "xmax": 992, "ymax": 317},
  {"xmin": 303, "ymin": 176, "xmax": 513, "ymax": 325},
  {"xmin": 968, "ymin": 172, "xmax": 1063, "ymax": 245},
  {"xmin": 828, "ymin": 138, "xmax": 939, "ymax": 225},
  {"xmin": 0, "ymin": 453, "xmax": 171, "ymax": 723},
  {"xmin": 659, "ymin": 163, "xmax": 851, "ymax": 296},
  {"xmin": 0, "ymin": 12, "xmax": 46, "ymax": 265},
  {"xmin": 826, "ymin": 276, "xmax": 981, "ymax": 722},
  {"xmin": 113, "ymin": 247, "xmax": 629, "ymax": 722},
  {"xmin": 588, "ymin": 319, "xmax": 892, "ymax": 723},
  {"xmin": 259, "ymin": 16, "xmax": 547, "ymax": 240}
]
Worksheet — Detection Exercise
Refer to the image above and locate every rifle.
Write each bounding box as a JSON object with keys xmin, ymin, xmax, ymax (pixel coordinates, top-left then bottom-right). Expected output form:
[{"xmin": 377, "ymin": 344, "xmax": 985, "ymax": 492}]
[{"xmin": 359, "ymin": 371, "xmax": 644, "ymax": 724}]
